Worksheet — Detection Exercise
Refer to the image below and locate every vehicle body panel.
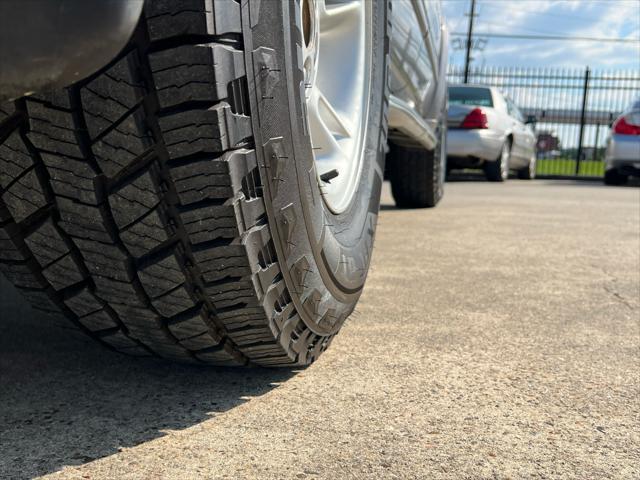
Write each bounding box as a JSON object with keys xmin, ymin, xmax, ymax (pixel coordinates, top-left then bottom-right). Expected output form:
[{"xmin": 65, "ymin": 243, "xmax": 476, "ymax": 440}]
[
  {"xmin": 387, "ymin": 0, "xmax": 448, "ymax": 149},
  {"xmin": 604, "ymin": 103, "xmax": 640, "ymax": 176},
  {"xmin": 446, "ymin": 85, "xmax": 536, "ymax": 169},
  {"xmin": 605, "ymin": 135, "xmax": 640, "ymax": 165},
  {"xmin": 0, "ymin": 0, "xmax": 144, "ymax": 102},
  {"xmin": 447, "ymin": 128, "xmax": 503, "ymax": 162}
]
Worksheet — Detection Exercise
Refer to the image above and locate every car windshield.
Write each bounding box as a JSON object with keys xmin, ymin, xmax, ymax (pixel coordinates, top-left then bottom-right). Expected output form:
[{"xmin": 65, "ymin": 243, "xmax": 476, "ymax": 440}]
[{"xmin": 448, "ymin": 86, "xmax": 494, "ymax": 107}]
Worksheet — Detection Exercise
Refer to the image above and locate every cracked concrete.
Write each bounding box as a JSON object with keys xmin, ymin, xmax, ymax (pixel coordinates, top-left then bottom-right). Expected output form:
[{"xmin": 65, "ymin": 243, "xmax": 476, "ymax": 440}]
[{"xmin": 0, "ymin": 179, "xmax": 638, "ymax": 479}]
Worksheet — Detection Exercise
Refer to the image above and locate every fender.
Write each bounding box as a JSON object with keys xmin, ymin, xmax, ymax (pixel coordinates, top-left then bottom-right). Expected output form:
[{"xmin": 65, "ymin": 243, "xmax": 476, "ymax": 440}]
[
  {"xmin": 0, "ymin": 0, "xmax": 144, "ymax": 102},
  {"xmin": 387, "ymin": 0, "xmax": 448, "ymax": 150}
]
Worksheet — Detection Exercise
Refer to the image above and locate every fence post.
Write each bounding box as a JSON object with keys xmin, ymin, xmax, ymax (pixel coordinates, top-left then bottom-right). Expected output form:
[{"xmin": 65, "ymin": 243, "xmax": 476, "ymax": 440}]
[
  {"xmin": 593, "ymin": 124, "xmax": 600, "ymax": 162},
  {"xmin": 575, "ymin": 66, "xmax": 590, "ymax": 175}
]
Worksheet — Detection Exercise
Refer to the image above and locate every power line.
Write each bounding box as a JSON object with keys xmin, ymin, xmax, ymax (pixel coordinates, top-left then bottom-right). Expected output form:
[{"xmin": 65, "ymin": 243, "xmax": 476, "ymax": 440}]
[{"xmin": 451, "ymin": 32, "xmax": 640, "ymax": 43}]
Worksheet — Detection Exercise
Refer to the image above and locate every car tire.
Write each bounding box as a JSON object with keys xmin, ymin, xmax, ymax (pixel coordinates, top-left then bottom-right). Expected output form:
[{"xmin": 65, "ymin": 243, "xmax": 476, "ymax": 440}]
[
  {"xmin": 0, "ymin": 0, "xmax": 390, "ymax": 367},
  {"xmin": 517, "ymin": 154, "xmax": 536, "ymax": 180},
  {"xmin": 388, "ymin": 113, "xmax": 446, "ymax": 208},
  {"xmin": 485, "ymin": 141, "xmax": 511, "ymax": 182},
  {"xmin": 604, "ymin": 168, "xmax": 628, "ymax": 185}
]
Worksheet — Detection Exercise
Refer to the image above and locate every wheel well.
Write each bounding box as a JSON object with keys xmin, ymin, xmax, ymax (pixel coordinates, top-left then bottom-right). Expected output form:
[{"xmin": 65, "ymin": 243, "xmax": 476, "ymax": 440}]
[{"xmin": 505, "ymin": 134, "xmax": 514, "ymax": 148}]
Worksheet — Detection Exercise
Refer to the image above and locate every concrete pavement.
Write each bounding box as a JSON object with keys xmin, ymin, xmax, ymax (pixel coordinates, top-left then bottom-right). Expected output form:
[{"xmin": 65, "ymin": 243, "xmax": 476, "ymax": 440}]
[{"xmin": 1, "ymin": 180, "xmax": 638, "ymax": 479}]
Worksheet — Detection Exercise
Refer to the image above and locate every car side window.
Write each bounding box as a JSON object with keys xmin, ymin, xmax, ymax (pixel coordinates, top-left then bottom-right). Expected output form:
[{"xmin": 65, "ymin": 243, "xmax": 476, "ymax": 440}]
[
  {"xmin": 513, "ymin": 104, "xmax": 524, "ymax": 123},
  {"xmin": 492, "ymin": 91, "xmax": 506, "ymax": 112},
  {"xmin": 506, "ymin": 98, "xmax": 524, "ymax": 122},
  {"xmin": 505, "ymin": 98, "xmax": 514, "ymax": 116}
]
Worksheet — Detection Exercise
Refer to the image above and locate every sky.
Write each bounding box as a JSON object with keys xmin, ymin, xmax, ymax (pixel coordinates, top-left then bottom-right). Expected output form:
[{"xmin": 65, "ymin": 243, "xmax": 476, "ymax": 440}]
[{"xmin": 442, "ymin": 0, "xmax": 640, "ymax": 71}]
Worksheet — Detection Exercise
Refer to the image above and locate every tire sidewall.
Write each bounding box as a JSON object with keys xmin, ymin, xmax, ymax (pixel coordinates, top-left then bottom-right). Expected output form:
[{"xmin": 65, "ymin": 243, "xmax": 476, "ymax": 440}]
[
  {"xmin": 501, "ymin": 141, "xmax": 511, "ymax": 180},
  {"xmin": 246, "ymin": 0, "xmax": 389, "ymax": 334},
  {"xmin": 434, "ymin": 106, "xmax": 447, "ymax": 201}
]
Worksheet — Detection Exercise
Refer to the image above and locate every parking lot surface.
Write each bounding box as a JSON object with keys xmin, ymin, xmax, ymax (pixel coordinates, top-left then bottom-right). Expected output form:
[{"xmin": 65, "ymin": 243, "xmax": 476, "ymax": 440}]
[{"xmin": 1, "ymin": 180, "xmax": 638, "ymax": 480}]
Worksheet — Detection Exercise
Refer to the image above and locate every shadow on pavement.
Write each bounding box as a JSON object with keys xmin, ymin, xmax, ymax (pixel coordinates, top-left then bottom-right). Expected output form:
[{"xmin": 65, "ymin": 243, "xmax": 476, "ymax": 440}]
[
  {"xmin": 0, "ymin": 276, "xmax": 295, "ymax": 479},
  {"xmin": 445, "ymin": 171, "xmax": 488, "ymax": 182}
]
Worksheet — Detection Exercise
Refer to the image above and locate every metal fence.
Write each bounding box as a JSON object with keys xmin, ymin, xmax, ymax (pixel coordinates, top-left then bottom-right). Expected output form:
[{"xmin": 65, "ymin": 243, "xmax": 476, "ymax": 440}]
[{"xmin": 447, "ymin": 66, "xmax": 640, "ymax": 178}]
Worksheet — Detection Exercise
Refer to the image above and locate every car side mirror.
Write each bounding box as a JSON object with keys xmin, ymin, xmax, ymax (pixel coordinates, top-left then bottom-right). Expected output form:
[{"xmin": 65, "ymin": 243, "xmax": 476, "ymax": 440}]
[{"xmin": 525, "ymin": 115, "xmax": 537, "ymax": 125}]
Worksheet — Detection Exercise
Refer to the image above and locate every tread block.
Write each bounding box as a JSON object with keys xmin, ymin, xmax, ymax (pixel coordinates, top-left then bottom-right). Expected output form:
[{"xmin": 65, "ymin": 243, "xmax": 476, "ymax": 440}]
[
  {"xmin": 29, "ymin": 89, "xmax": 73, "ymax": 109},
  {"xmin": 193, "ymin": 244, "xmax": 250, "ymax": 283},
  {"xmin": 194, "ymin": 348, "xmax": 240, "ymax": 366},
  {"xmin": 150, "ymin": 44, "xmax": 245, "ymax": 110},
  {"xmin": 213, "ymin": 290, "xmax": 258, "ymax": 309},
  {"xmin": 109, "ymin": 172, "xmax": 161, "ymax": 229},
  {"xmin": 159, "ymin": 104, "xmax": 251, "ymax": 159},
  {"xmin": 120, "ymin": 208, "xmax": 169, "ymax": 258},
  {"xmin": 41, "ymin": 153, "xmax": 98, "ymax": 205},
  {"xmin": 57, "ymin": 198, "xmax": 113, "ymax": 243},
  {"xmin": 73, "ymin": 238, "xmax": 129, "ymax": 282},
  {"xmin": 205, "ymin": 279, "xmax": 257, "ymax": 309},
  {"xmin": 181, "ymin": 204, "xmax": 238, "ymax": 244},
  {"xmin": 0, "ymin": 132, "xmax": 34, "ymax": 189},
  {"xmin": 151, "ymin": 285, "xmax": 194, "ymax": 318},
  {"xmin": 178, "ymin": 332, "xmax": 220, "ymax": 351},
  {"xmin": 1, "ymin": 169, "xmax": 48, "ymax": 222},
  {"xmin": 109, "ymin": 304, "xmax": 163, "ymax": 332},
  {"xmin": 138, "ymin": 253, "xmax": 185, "ymax": 298},
  {"xmin": 25, "ymin": 218, "xmax": 69, "ymax": 267},
  {"xmin": 77, "ymin": 309, "xmax": 119, "ymax": 331},
  {"xmin": 80, "ymin": 53, "xmax": 143, "ymax": 139},
  {"xmin": 242, "ymin": 343, "xmax": 286, "ymax": 357},
  {"xmin": 92, "ymin": 108, "xmax": 151, "ymax": 177},
  {"xmin": 167, "ymin": 308, "xmax": 210, "ymax": 340},
  {"xmin": 26, "ymin": 101, "xmax": 83, "ymax": 158},
  {"xmin": 145, "ymin": 0, "xmax": 241, "ymax": 42},
  {"xmin": 228, "ymin": 327, "xmax": 273, "ymax": 346},
  {"xmin": 171, "ymin": 160, "xmax": 232, "ymax": 205},
  {"xmin": 92, "ymin": 275, "xmax": 145, "ymax": 307},
  {"xmin": 63, "ymin": 286, "xmax": 103, "ymax": 317},
  {"xmin": 41, "ymin": 253, "xmax": 84, "ymax": 291},
  {"xmin": 216, "ymin": 306, "xmax": 265, "ymax": 326}
]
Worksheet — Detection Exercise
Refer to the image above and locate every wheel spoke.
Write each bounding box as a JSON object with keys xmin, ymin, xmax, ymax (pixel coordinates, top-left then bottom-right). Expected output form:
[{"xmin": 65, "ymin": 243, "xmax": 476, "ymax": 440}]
[
  {"xmin": 314, "ymin": 87, "xmax": 353, "ymax": 139},
  {"xmin": 307, "ymin": 90, "xmax": 344, "ymax": 165},
  {"xmin": 318, "ymin": 0, "xmax": 361, "ymax": 32}
]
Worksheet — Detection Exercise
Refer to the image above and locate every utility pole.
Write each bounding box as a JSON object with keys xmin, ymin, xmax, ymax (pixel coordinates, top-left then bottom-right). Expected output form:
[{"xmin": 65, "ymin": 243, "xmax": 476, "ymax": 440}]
[{"xmin": 463, "ymin": 0, "xmax": 477, "ymax": 83}]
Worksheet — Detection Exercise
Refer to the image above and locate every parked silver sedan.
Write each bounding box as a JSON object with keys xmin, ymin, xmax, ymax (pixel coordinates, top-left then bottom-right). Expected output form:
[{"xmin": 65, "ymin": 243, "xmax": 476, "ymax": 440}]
[
  {"xmin": 446, "ymin": 85, "xmax": 536, "ymax": 181},
  {"xmin": 604, "ymin": 100, "xmax": 640, "ymax": 185}
]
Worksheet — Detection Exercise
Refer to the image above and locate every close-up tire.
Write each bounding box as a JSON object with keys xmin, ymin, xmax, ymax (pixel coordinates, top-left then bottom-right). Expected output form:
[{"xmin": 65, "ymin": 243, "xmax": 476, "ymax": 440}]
[
  {"xmin": 388, "ymin": 112, "xmax": 446, "ymax": 208},
  {"xmin": 0, "ymin": 0, "xmax": 390, "ymax": 367},
  {"xmin": 604, "ymin": 168, "xmax": 628, "ymax": 185},
  {"xmin": 517, "ymin": 154, "xmax": 536, "ymax": 180},
  {"xmin": 485, "ymin": 140, "xmax": 510, "ymax": 182}
]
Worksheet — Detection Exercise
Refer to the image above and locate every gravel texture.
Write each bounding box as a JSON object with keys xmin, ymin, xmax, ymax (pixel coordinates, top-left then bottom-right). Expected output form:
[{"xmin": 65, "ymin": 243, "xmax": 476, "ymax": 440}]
[{"xmin": 1, "ymin": 179, "xmax": 638, "ymax": 479}]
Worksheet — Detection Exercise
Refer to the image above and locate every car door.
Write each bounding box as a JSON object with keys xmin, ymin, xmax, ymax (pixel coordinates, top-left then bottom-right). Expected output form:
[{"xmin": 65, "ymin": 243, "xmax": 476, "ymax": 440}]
[
  {"xmin": 514, "ymin": 103, "xmax": 537, "ymax": 162},
  {"xmin": 388, "ymin": 1, "xmax": 436, "ymax": 121},
  {"xmin": 505, "ymin": 98, "xmax": 528, "ymax": 167}
]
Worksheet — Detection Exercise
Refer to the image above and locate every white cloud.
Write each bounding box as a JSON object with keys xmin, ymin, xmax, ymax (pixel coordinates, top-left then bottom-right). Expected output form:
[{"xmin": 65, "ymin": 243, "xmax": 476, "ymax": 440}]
[{"xmin": 443, "ymin": 0, "xmax": 640, "ymax": 69}]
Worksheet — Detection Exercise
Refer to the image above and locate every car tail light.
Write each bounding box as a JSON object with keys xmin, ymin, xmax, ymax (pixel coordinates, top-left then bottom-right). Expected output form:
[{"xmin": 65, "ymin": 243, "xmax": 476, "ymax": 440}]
[
  {"xmin": 613, "ymin": 115, "xmax": 640, "ymax": 135},
  {"xmin": 460, "ymin": 108, "xmax": 488, "ymax": 129}
]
